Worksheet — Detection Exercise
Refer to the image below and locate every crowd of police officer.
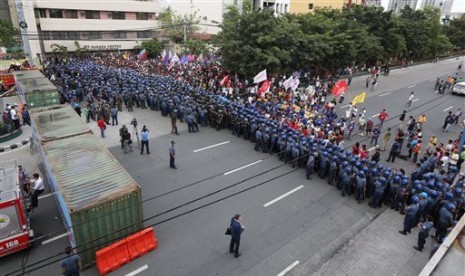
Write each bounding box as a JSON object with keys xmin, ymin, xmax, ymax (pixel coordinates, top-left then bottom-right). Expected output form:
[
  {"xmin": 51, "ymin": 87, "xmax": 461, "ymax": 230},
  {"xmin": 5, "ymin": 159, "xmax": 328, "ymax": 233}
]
[{"xmin": 46, "ymin": 58, "xmax": 463, "ymax": 255}]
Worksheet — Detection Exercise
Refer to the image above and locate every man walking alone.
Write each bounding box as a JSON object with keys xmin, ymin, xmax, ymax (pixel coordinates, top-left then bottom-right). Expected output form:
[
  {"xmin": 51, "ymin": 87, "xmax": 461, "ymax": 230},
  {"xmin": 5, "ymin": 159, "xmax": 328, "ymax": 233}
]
[
  {"xmin": 229, "ymin": 214, "xmax": 245, "ymax": 258},
  {"xmin": 169, "ymin": 140, "xmax": 177, "ymax": 169}
]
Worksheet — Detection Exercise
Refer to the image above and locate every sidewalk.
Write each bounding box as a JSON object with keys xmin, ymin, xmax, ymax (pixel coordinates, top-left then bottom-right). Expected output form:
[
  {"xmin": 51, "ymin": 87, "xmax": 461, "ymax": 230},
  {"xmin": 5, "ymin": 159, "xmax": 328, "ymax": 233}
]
[{"xmin": 294, "ymin": 209, "xmax": 431, "ymax": 276}]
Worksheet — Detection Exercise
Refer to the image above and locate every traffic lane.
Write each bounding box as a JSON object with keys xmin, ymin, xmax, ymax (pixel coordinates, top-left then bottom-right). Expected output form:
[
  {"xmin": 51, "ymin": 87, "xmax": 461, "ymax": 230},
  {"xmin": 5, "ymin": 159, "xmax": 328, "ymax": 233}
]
[
  {"xmin": 109, "ymin": 126, "xmax": 268, "ymax": 193},
  {"xmin": 0, "ymin": 148, "xmax": 70, "ymax": 276},
  {"xmin": 346, "ymin": 57, "xmax": 460, "ymax": 96},
  {"xmin": 129, "ymin": 167, "xmax": 377, "ymax": 276}
]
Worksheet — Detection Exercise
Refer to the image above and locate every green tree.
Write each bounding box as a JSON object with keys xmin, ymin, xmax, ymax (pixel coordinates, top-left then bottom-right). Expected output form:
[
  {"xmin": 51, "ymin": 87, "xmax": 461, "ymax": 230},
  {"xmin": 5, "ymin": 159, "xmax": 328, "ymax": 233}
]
[
  {"xmin": 0, "ymin": 19, "xmax": 19, "ymax": 48},
  {"xmin": 50, "ymin": 44, "xmax": 68, "ymax": 56},
  {"xmin": 183, "ymin": 38, "xmax": 210, "ymax": 55},
  {"xmin": 140, "ymin": 39, "xmax": 163, "ymax": 57},
  {"xmin": 158, "ymin": 8, "xmax": 200, "ymax": 43},
  {"xmin": 445, "ymin": 15, "xmax": 465, "ymax": 50}
]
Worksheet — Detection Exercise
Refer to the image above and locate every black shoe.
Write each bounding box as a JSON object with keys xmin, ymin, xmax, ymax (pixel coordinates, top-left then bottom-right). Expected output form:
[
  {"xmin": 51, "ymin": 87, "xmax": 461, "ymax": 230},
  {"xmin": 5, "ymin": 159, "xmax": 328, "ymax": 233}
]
[
  {"xmin": 229, "ymin": 250, "xmax": 234, "ymax": 253},
  {"xmin": 413, "ymin": 246, "xmax": 422, "ymax": 252},
  {"xmin": 399, "ymin": 230, "xmax": 407, "ymax": 235},
  {"xmin": 234, "ymin": 253, "xmax": 241, "ymax": 258}
]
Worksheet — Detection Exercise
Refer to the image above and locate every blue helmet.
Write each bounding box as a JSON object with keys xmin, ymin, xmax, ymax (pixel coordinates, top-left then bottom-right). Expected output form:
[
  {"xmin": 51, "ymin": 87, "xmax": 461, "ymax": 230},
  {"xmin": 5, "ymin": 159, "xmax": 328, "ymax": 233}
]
[
  {"xmin": 356, "ymin": 161, "xmax": 362, "ymax": 168},
  {"xmin": 435, "ymin": 182, "xmax": 444, "ymax": 190},
  {"xmin": 445, "ymin": 192, "xmax": 454, "ymax": 200},
  {"xmin": 411, "ymin": 195, "xmax": 420, "ymax": 204},
  {"xmin": 401, "ymin": 179, "xmax": 409, "ymax": 185},
  {"xmin": 332, "ymin": 156, "xmax": 339, "ymax": 161},
  {"xmin": 394, "ymin": 175, "xmax": 400, "ymax": 182},
  {"xmin": 427, "ymin": 181, "xmax": 435, "ymax": 189},
  {"xmin": 345, "ymin": 166, "xmax": 352, "ymax": 172},
  {"xmin": 371, "ymin": 168, "xmax": 378, "ymax": 174},
  {"xmin": 446, "ymin": 203, "xmax": 456, "ymax": 211},
  {"xmin": 430, "ymin": 190, "xmax": 438, "ymax": 198},
  {"xmin": 358, "ymin": 171, "xmax": 365, "ymax": 177},
  {"xmin": 415, "ymin": 184, "xmax": 423, "ymax": 191},
  {"xmin": 379, "ymin": 177, "xmax": 387, "ymax": 184},
  {"xmin": 342, "ymin": 161, "xmax": 349, "ymax": 166},
  {"xmin": 454, "ymin": 188, "xmax": 463, "ymax": 196},
  {"xmin": 419, "ymin": 192, "xmax": 428, "ymax": 198},
  {"xmin": 450, "ymin": 166, "xmax": 458, "ymax": 173},
  {"xmin": 377, "ymin": 163, "xmax": 384, "ymax": 170}
]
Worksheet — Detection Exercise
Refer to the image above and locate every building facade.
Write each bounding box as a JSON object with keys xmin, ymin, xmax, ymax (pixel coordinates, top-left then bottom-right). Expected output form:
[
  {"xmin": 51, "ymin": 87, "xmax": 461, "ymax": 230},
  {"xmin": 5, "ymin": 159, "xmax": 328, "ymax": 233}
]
[
  {"xmin": 161, "ymin": 0, "xmax": 241, "ymax": 34},
  {"xmin": 289, "ymin": 0, "xmax": 344, "ymax": 13},
  {"xmin": 18, "ymin": 0, "xmax": 161, "ymax": 58},
  {"xmin": 253, "ymin": 0, "xmax": 291, "ymax": 14}
]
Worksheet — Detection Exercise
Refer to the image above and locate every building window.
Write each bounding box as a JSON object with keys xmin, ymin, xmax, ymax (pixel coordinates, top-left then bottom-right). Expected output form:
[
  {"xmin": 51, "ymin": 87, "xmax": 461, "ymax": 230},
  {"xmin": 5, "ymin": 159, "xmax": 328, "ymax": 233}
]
[
  {"xmin": 59, "ymin": 32, "xmax": 68, "ymax": 40},
  {"xmin": 42, "ymin": 31, "xmax": 51, "ymax": 40},
  {"xmin": 137, "ymin": 31, "xmax": 150, "ymax": 38},
  {"xmin": 85, "ymin": 11, "xmax": 100, "ymax": 19},
  {"xmin": 112, "ymin": 12, "xmax": 125, "ymax": 20},
  {"xmin": 90, "ymin": 32, "xmax": 101, "ymax": 39},
  {"xmin": 68, "ymin": 32, "xmax": 78, "ymax": 40},
  {"xmin": 39, "ymin": 9, "xmax": 47, "ymax": 18},
  {"xmin": 64, "ymin": 10, "xmax": 78, "ymax": 19},
  {"xmin": 285, "ymin": 4, "xmax": 288, "ymax": 12},
  {"xmin": 136, "ymin": 12, "xmax": 148, "ymax": 20},
  {"xmin": 308, "ymin": 3, "xmax": 314, "ymax": 9},
  {"xmin": 49, "ymin": 9, "xmax": 64, "ymax": 18},
  {"xmin": 112, "ymin": 32, "xmax": 127, "ymax": 39}
]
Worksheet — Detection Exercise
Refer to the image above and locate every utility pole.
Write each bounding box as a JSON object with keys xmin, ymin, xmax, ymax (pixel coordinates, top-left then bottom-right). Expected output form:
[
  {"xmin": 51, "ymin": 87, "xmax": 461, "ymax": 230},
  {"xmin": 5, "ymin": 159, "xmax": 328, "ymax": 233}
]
[
  {"xmin": 183, "ymin": 22, "xmax": 187, "ymax": 43},
  {"xmin": 15, "ymin": 0, "xmax": 34, "ymax": 66}
]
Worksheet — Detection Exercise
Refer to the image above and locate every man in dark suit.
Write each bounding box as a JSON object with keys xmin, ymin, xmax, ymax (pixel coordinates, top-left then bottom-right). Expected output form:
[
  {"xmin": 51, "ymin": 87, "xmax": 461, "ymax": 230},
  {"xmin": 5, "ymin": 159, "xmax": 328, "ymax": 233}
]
[{"xmin": 229, "ymin": 214, "xmax": 245, "ymax": 258}]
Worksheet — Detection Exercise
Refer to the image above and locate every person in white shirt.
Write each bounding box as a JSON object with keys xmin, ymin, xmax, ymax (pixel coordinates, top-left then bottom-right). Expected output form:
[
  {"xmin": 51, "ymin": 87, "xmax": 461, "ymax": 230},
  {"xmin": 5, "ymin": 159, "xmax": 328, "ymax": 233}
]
[
  {"xmin": 406, "ymin": 91, "xmax": 415, "ymax": 107},
  {"xmin": 30, "ymin": 173, "xmax": 45, "ymax": 209}
]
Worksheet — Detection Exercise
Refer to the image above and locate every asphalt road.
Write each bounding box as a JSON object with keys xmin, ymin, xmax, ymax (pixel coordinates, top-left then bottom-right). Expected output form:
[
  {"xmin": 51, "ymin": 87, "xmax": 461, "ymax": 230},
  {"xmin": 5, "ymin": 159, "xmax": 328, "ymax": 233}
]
[{"xmin": 1, "ymin": 56, "xmax": 464, "ymax": 276}]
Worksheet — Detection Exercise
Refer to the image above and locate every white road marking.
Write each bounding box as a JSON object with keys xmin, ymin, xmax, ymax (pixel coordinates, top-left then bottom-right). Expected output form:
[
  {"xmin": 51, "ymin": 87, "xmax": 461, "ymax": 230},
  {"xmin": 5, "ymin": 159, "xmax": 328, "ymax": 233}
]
[
  {"xmin": 371, "ymin": 113, "xmax": 380, "ymax": 118},
  {"xmin": 412, "ymin": 98, "xmax": 419, "ymax": 102},
  {"xmin": 408, "ymin": 84, "xmax": 416, "ymax": 88},
  {"xmin": 379, "ymin": 92, "xmax": 390, "ymax": 97},
  {"xmin": 193, "ymin": 141, "xmax": 230, "ymax": 152},
  {"xmin": 277, "ymin": 260, "xmax": 300, "ymax": 276},
  {"xmin": 224, "ymin": 160, "xmax": 262, "ymax": 175},
  {"xmin": 264, "ymin": 185, "xmax": 304, "ymax": 208},
  {"xmin": 125, "ymin": 265, "xmax": 149, "ymax": 276},
  {"xmin": 38, "ymin": 193, "xmax": 53, "ymax": 200},
  {"xmin": 368, "ymin": 146, "xmax": 377, "ymax": 151},
  {"xmin": 340, "ymin": 104, "xmax": 350, "ymax": 109},
  {"xmin": 42, "ymin": 233, "xmax": 68, "ymax": 245},
  {"xmin": 443, "ymin": 106, "xmax": 453, "ymax": 112}
]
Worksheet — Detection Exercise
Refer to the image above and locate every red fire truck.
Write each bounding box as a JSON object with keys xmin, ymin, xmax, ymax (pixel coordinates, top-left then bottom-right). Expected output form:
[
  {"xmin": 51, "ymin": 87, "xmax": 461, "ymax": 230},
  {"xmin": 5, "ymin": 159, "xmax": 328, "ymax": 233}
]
[{"xmin": 0, "ymin": 161, "xmax": 33, "ymax": 257}]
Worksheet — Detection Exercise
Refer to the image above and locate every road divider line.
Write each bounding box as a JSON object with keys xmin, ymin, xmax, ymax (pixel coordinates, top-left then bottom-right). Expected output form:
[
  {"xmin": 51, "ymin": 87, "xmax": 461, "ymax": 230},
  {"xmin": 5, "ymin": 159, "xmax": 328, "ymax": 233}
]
[
  {"xmin": 412, "ymin": 98, "xmax": 419, "ymax": 102},
  {"xmin": 264, "ymin": 185, "xmax": 304, "ymax": 208},
  {"xmin": 368, "ymin": 146, "xmax": 377, "ymax": 151},
  {"xmin": 224, "ymin": 160, "xmax": 262, "ymax": 175},
  {"xmin": 340, "ymin": 104, "xmax": 350, "ymax": 109},
  {"xmin": 125, "ymin": 265, "xmax": 149, "ymax": 276},
  {"xmin": 193, "ymin": 141, "xmax": 230, "ymax": 152},
  {"xmin": 443, "ymin": 106, "xmax": 453, "ymax": 112},
  {"xmin": 277, "ymin": 260, "xmax": 300, "ymax": 276},
  {"xmin": 408, "ymin": 84, "xmax": 416, "ymax": 88},
  {"xmin": 42, "ymin": 233, "xmax": 68, "ymax": 245},
  {"xmin": 379, "ymin": 92, "xmax": 390, "ymax": 97},
  {"xmin": 371, "ymin": 113, "xmax": 380, "ymax": 118}
]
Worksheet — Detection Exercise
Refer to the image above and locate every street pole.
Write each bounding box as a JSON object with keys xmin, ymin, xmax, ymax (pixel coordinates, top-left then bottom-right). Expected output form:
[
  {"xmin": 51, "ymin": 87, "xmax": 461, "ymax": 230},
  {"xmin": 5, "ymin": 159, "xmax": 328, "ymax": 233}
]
[
  {"xmin": 15, "ymin": 0, "xmax": 34, "ymax": 66},
  {"xmin": 183, "ymin": 23, "xmax": 187, "ymax": 43}
]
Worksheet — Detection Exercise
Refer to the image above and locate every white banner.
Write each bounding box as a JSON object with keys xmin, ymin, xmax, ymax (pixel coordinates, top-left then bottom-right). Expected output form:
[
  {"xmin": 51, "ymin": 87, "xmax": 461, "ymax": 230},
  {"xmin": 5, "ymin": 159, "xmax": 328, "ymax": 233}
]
[{"xmin": 253, "ymin": 69, "xmax": 267, "ymax": 83}]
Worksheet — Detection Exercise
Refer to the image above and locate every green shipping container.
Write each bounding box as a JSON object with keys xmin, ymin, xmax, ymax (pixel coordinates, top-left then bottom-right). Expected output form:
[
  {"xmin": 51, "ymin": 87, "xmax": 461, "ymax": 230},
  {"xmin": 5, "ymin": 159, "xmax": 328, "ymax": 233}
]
[{"xmin": 40, "ymin": 134, "xmax": 144, "ymax": 267}]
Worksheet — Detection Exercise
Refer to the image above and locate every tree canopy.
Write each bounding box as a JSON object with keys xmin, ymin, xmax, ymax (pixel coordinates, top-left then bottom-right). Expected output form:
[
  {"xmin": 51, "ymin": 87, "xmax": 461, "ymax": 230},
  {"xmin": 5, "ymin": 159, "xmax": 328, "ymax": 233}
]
[
  {"xmin": 215, "ymin": 2, "xmax": 459, "ymax": 78},
  {"xmin": 140, "ymin": 39, "xmax": 164, "ymax": 57},
  {"xmin": 0, "ymin": 19, "xmax": 19, "ymax": 48}
]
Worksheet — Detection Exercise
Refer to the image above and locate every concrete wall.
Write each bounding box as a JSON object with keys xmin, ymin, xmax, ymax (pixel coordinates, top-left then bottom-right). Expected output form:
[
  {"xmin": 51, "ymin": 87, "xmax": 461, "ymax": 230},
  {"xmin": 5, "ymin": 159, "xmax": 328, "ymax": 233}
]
[{"xmin": 289, "ymin": 0, "xmax": 344, "ymax": 13}]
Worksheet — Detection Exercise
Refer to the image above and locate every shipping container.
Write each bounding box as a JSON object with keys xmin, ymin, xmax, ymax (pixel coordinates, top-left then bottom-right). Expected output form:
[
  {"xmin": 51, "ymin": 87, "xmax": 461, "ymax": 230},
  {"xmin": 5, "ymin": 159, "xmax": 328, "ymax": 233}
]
[
  {"xmin": 37, "ymin": 134, "xmax": 144, "ymax": 267},
  {"xmin": 13, "ymin": 70, "xmax": 60, "ymax": 108},
  {"xmin": 30, "ymin": 105, "xmax": 92, "ymax": 144}
]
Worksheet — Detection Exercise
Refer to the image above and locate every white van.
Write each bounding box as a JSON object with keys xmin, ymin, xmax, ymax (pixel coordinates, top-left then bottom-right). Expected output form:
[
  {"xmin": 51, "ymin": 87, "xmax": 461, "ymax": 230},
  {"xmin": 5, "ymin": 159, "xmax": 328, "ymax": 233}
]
[{"xmin": 452, "ymin": 82, "xmax": 465, "ymax": 95}]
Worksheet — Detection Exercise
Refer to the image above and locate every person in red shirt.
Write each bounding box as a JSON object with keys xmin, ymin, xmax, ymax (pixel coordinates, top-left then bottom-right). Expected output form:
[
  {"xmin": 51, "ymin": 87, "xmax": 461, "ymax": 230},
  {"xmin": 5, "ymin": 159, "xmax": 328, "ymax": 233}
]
[
  {"xmin": 352, "ymin": 142, "xmax": 360, "ymax": 156},
  {"xmin": 97, "ymin": 117, "xmax": 106, "ymax": 138},
  {"xmin": 379, "ymin": 109, "xmax": 389, "ymax": 128}
]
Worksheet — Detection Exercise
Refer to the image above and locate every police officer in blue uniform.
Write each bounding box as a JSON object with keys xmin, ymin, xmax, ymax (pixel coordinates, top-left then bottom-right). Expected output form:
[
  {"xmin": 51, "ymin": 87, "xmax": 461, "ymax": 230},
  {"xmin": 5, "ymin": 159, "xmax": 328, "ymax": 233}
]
[{"xmin": 399, "ymin": 195, "xmax": 420, "ymax": 235}]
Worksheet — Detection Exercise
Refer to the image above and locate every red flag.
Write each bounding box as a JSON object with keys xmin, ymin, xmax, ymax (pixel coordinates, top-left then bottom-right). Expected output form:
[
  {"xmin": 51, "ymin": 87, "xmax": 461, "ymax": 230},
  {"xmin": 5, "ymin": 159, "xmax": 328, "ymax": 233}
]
[
  {"xmin": 220, "ymin": 75, "xmax": 229, "ymax": 86},
  {"xmin": 331, "ymin": 80, "xmax": 348, "ymax": 97},
  {"xmin": 258, "ymin": 80, "xmax": 271, "ymax": 97}
]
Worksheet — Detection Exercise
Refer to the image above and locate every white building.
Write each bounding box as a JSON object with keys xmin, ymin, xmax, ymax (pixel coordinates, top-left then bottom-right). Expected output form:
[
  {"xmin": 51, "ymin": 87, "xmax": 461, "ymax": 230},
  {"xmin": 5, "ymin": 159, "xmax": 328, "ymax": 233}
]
[
  {"xmin": 367, "ymin": 0, "xmax": 465, "ymax": 20},
  {"xmin": 18, "ymin": 0, "xmax": 161, "ymax": 58},
  {"xmin": 160, "ymin": 0, "xmax": 243, "ymax": 34},
  {"xmin": 254, "ymin": 0, "xmax": 291, "ymax": 14}
]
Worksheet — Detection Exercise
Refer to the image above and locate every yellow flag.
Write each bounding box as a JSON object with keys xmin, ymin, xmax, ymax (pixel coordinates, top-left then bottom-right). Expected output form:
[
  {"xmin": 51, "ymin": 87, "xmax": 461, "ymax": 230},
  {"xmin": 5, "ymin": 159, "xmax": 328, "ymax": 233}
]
[
  {"xmin": 352, "ymin": 92, "xmax": 366, "ymax": 105},
  {"xmin": 123, "ymin": 51, "xmax": 128, "ymax": 60}
]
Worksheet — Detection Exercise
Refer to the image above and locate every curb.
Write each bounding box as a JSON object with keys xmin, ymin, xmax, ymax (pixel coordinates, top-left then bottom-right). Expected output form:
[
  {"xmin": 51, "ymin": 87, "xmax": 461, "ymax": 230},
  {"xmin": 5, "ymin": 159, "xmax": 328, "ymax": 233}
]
[{"xmin": 0, "ymin": 139, "xmax": 30, "ymax": 152}]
